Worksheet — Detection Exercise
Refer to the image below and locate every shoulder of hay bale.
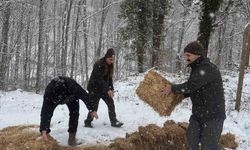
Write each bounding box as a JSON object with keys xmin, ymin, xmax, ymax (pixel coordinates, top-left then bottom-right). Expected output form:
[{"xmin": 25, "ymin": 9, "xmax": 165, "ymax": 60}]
[
  {"xmin": 109, "ymin": 137, "xmax": 135, "ymax": 150},
  {"xmin": 163, "ymin": 120, "xmax": 186, "ymax": 135},
  {"xmin": 138, "ymin": 124, "xmax": 164, "ymax": 137}
]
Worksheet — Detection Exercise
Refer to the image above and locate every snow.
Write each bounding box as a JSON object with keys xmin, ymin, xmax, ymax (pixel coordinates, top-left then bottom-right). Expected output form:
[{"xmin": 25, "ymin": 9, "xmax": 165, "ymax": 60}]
[{"xmin": 0, "ymin": 72, "xmax": 250, "ymax": 149}]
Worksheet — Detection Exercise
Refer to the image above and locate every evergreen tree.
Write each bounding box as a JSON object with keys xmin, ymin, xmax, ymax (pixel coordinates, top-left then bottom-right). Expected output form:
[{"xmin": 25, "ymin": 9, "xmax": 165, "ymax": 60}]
[
  {"xmin": 152, "ymin": 0, "xmax": 169, "ymax": 68},
  {"xmin": 120, "ymin": 0, "xmax": 153, "ymax": 73},
  {"xmin": 120, "ymin": 0, "xmax": 169, "ymax": 72},
  {"xmin": 198, "ymin": 0, "xmax": 223, "ymax": 56}
]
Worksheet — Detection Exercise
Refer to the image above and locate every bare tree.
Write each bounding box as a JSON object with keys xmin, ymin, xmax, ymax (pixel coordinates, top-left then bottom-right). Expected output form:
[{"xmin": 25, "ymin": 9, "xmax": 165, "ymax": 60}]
[
  {"xmin": 96, "ymin": 0, "xmax": 110, "ymax": 59},
  {"xmin": 61, "ymin": 0, "xmax": 73, "ymax": 76},
  {"xmin": 0, "ymin": 2, "xmax": 11, "ymax": 90},
  {"xmin": 235, "ymin": 22, "xmax": 250, "ymax": 111},
  {"xmin": 83, "ymin": 0, "xmax": 89, "ymax": 83},
  {"xmin": 176, "ymin": 0, "xmax": 192, "ymax": 72},
  {"xmin": 14, "ymin": 4, "xmax": 25, "ymax": 87},
  {"xmin": 70, "ymin": 0, "xmax": 82, "ymax": 78},
  {"xmin": 35, "ymin": 0, "xmax": 45, "ymax": 93},
  {"xmin": 23, "ymin": 9, "xmax": 31, "ymax": 89}
]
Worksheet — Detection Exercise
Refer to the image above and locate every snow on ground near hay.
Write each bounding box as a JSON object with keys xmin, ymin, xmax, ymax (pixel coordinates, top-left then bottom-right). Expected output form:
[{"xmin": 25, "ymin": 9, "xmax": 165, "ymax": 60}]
[{"xmin": 0, "ymin": 71, "xmax": 249, "ymax": 149}]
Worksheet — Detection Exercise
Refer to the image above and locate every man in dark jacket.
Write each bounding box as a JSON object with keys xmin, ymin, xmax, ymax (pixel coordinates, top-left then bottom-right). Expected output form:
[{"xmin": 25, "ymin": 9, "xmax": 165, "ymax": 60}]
[
  {"xmin": 84, "ymin": 48, "xmax": 123, "ymax": 128},
  {"xmin": 161, "ymin": 41, "xmax": 226, "ymax": 150},
  {"xmin": 39, "ymin": 76, "xmax": 98, "ymax": 146}
]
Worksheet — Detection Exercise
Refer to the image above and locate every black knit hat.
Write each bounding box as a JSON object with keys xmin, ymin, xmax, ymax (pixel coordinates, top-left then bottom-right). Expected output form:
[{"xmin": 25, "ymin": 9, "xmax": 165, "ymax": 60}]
[
  {"xmin": 105, "ymin": 48, "xmax": 115, "ymax": 58},
  {"xmin": 184, "ymin": 41, "xmax": 204, "ymax": 56}
]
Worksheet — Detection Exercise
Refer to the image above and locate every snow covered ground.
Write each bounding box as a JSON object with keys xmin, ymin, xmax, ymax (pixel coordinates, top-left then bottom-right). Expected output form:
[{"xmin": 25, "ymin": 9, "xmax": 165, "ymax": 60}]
[{"xmin": 0, "ymin": 71, "xmax": 249, "ymax": 149}]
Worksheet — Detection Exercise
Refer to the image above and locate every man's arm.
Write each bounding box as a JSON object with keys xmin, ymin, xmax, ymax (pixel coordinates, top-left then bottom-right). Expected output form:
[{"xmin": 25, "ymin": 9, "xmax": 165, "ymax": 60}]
[
  {"xmin": 172, "ymin": 65, "xmax": 216, "ymax": 95},
  {"xmin": 39, "ymin": 98, "xmax": 57, "ymax": 141},
  {"xmin": 78, "ymin": 87, "xmax": 98, "ymax": 119}
]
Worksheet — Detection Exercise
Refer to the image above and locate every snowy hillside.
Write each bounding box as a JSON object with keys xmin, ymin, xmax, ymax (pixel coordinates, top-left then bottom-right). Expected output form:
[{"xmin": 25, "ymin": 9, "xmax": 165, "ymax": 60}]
[{"xmin": 0, "ymin": 72, "xmax": 249, "ymax": 149}]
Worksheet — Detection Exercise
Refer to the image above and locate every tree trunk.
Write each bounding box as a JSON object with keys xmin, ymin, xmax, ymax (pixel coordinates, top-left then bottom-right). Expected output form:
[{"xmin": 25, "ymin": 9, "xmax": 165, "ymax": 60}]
[
  {"xmin": 83, "ymin": 0, "xmax": 89, "ymax": 84},
  {"xmin": 70, "ymin": 0, "xmax": 82, "ymax": 78},
  {"xmin": 235, "ymin": 22, "xmax": 250, "ymax": 111},
  {"xmin": 53, "ymin": 0, "xmax": 58, "ymax": 77},
  {"xmin": 61, "ymin": 0, "xmax": 73, "ymax": 76},
  {"xmin": 197, "ymin": 0, "xmax": 223, "ymax": 57},
  {"xmin": 136, "ymin": 1, "xmax": 150, "ymax": 73},
  {"xmin": 44, "ymin": 34, "xmax": 49, "ymax": 87},
  {"xmin": 0, "ymin": 2, "xmax": 11, "ymax": 90},
  {"xmin": 214, "ymin": 25, "xmax": 223, "ymax": 68},
  {"xmin": 14, "ymin": 5, "xmax": 24, "ymax": 87},
  {"xmin": 227, "ymin": 28, "xmax": 234, "ymax": 70},
  {"xmin": 151, "ymin": 0, "xmax": 167, "ymax": 68},
  {"xmin": 35, "ymin": 0, "xmax": 45, "ymax": 93},
  {"xmin": 96, "ymin": 0, "xmax": 110, "ymax": 59},
  {"xmin": 24, "ymin": 9, "xmax": 31, "ymax": 90},
  {"xmin": 176, "ymin": 0, "xmax": 191, "ymax": 72}
]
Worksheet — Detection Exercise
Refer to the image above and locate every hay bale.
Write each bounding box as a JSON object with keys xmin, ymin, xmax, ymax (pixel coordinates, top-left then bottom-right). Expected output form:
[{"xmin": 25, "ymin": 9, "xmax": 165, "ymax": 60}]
[
  {"xmin": 220, "ymin": 133, "xmax": 238, "ymax": 149},
  {"xmin": 136, "ymin": 70, "xmax": 184, "ymax": 116}
]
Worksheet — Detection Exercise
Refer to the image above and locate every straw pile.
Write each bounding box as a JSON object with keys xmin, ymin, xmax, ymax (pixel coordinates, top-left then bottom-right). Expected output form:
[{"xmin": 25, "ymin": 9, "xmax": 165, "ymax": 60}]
[
  {"xmin": 109, "ymin": 120, "xmax": 188, "ymax": 150},
  {"xmin": 0, "ymin": 123, "xmax": 238, "ymax": 150},
  {"xmin": 220, "ymin": 133, "xmax": 238, "ymax": 149},
  {"xmin": 0, "ymin": 125, "xmax": 107, "ymax": 150},
  {"xmin": 136, "ymin": 70, "xmax": 184, "ymax": 116},
  {"xmin": 0, "ymin": 125, "xmax": 59, "ymax": 150}
]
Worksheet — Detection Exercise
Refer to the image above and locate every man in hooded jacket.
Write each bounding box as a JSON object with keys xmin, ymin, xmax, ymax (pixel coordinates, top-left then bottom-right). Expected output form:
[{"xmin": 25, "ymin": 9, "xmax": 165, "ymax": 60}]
[{"xmin": 39, "ymin": 76, "xmax": 98, "ymax": 146}]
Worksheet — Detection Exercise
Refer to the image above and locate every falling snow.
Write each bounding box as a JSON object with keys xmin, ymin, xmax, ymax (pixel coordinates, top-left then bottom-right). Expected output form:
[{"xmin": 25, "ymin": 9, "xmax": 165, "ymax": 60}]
[
  {"xmin": 0, "ymin": 72, "xmax": 250, "ymax": 149},
  {"xmin": 200, "ymin": 70, "xmax": 206, "ymax": 76}
]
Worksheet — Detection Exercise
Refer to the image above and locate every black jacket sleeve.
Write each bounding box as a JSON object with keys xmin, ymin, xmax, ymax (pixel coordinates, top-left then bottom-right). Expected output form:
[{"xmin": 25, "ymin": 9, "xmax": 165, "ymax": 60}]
[
  {"xmin": 109, "ymin": 77, "xmax": 114, "ymax": 90},
  {"xmin": 40, "ymin": 97, "xmax": 57, "ymax": 133},
  {"xmin": 79, "ymin": 88, "xmax": 95, "ymax": 111},
  {"xmin": 171, "ymin": 65, "xmax": 216, "ymax": 95}
]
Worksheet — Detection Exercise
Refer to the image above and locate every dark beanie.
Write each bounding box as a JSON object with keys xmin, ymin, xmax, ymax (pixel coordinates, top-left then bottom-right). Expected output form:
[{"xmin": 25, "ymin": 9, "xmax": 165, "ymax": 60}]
[
  {"xmin": 184, "ymin": 41, "xmax": 204, "ymax": 56},
  {"xmin": 105, "ymin": 48, "xmax": 115, "ymax": 58}
]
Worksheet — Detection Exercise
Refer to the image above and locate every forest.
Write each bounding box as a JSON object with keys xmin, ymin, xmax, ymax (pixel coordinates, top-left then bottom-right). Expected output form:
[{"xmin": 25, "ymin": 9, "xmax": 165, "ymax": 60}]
[{"xmin": 0, "ymin": 0, "xmax": 249, "ymax": 92}]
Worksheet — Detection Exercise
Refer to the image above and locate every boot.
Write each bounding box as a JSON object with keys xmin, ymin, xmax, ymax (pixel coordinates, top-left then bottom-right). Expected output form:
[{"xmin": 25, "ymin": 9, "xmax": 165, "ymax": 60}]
[
  {"xmin": 68, "ymin": 132, "xmax": 76, "ymax": 146},
  {"xmin": 111, "ymin": 120, "xmax": 124, "ymax": 128},
  {"xmin": 84, "ymin": 120, "xmax": 93, "ymax": 128}
]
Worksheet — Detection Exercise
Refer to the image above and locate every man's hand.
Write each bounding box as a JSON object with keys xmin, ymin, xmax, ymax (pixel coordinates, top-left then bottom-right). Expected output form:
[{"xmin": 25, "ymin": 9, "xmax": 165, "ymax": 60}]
[
  {"xmin": 37, "ymin": 131, "xmax": 49, "ymax": 141},
  {"xmin": 160, "ymin": 84, "xmax": 172, "ymax": 96},
  {"xmin": 90, "ymin": 111, "xmax": 98, "ymax": 119},
  {"xmin": 107, "ymin": 90, "xmax": 114, "ymax": 98}
]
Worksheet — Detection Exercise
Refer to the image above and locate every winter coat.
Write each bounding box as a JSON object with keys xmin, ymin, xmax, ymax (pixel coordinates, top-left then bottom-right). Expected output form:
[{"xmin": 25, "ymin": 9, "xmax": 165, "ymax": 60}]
[
  {"xmin": 44, "ymin": 76, "xmax": 93, "ymax": 110},
  {"xmin": 87, "ymin": 57, "xmax": 114, "ymax": 94},
  {"xmin": 172, "ymin": 57, "xmax": 226, "ymax": 122}
]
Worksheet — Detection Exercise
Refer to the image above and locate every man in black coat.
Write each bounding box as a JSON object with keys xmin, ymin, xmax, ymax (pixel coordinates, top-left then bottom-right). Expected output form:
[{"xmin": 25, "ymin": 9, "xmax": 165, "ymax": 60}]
[
  {"xmin": 161, "ymin": 41, "xmax": 226, "ymax": 150},
  {"xmin": 84, "ymin": 48, "xmax": 123, "ymax": 128},
  {"xmin": 39, "ymin": 76, "xmax": 98, "ymax": 146}
]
